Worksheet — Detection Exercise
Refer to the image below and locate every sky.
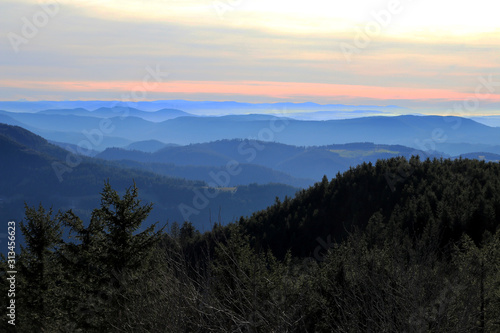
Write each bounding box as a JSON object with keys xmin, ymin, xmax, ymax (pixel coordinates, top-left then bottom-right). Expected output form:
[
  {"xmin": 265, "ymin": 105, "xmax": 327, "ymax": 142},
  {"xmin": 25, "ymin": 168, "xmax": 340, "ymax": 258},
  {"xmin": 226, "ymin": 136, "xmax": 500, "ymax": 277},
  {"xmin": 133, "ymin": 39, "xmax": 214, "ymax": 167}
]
[{"xmin": 1, "ymin": 0, "xmax": 500, "ymax": 114}]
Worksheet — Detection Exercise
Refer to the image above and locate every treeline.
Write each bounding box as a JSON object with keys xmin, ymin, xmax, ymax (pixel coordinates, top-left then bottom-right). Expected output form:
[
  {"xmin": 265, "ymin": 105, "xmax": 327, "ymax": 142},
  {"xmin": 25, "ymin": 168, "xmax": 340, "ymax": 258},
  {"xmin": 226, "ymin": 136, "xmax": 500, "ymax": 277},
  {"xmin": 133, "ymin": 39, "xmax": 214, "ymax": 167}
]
[
  {"xmin": 240, "ymin": 156, "xmax": 500, "ymax": 259},
  {"xmin": 1, "ymin": 157, "xmax": 500, "ymax": 332}
]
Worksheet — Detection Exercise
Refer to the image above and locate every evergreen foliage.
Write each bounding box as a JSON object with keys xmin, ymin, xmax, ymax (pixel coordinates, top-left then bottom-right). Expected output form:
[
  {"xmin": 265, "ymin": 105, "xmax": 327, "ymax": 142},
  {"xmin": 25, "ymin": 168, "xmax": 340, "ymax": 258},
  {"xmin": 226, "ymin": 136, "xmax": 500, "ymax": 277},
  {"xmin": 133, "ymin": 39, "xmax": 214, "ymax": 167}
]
[{"xmin": 1, "ymin": 157, "xmax": 499, "ymax": 332}]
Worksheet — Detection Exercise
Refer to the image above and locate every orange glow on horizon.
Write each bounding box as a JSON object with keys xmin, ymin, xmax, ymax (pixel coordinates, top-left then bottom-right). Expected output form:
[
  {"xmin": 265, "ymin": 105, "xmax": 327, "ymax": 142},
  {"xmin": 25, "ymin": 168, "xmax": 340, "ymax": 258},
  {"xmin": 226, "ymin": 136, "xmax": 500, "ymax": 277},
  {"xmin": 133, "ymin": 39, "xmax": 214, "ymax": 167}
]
[{"xmin": 2, "ymin": 80, "xmax": 500, "ymax": 103}]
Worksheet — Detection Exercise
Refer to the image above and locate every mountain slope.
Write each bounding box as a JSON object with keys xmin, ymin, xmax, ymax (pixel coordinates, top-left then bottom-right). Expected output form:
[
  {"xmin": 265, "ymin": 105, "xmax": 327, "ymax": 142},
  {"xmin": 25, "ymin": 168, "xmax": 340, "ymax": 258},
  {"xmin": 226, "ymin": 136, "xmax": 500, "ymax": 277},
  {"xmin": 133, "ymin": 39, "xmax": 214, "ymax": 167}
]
[
  {"xmin": 2, "ymin": 109, "xmax": 500, "ymax": 155},
  {"xmin": 0, "ymin": 100, "xmax": 408, "ymax": 114},
  {"xmin": 97, "ymin": 140, "xmax": 437, "ymax": 180},
  {"xmin": 458, "ymin": 152, "xmax": 500, "ymax": 162},
  {"xmin": 239, "ymin": 156, "xmax": 500, "ymax": 259},
  {"xmin": 113, "ymin": 160, "xmax": 315, "ymax": 188},
  {"xmin": 0, "ymin": 124, "xmax": 73, "ymax": 161},
  {"xmin": 0, "ymin": 123, "xmax": 298, "ymax": 229},
  {"xmin": 124, "ymin": 140, "xmax": 176, "ymax": 152},
  {"xmin": 37, "ymin": 106, "xmax": 192, "ymax": 122},
  {"xmin": 146, "ymin": 115, "xmax": 500, "ymax": 152}
]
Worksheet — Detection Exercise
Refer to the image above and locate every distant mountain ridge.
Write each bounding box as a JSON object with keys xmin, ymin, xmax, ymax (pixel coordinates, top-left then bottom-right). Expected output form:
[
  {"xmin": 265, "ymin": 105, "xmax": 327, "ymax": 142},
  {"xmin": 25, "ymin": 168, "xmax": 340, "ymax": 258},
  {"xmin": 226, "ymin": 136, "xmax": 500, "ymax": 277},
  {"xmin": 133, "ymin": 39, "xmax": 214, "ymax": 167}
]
[
  {"xmin": 1, "ymin": 107, "xmax": 500, "ymax": 155},
  {"xmin": 38, "ymin": 106, "xmax": 193, "ymax": 122},
  {"xmin": 457, "ymin": 152, "xmax": 500, "ymax": 162},
  {"xmin": 115, "ymin": 160, "xmax": 314, "ymax": 188},
  {"xmin": 96, "ymin": 139, "xmax": 441, "ymax": 181},
  {"xmin": 1, "ymin": 120, "xmax": 498, "ymax": 234},
  {"xmin": 0, "ymin": 100, "xmax": 409, "ymax": 114},
  {"xmin": 124, "ymin": 140, "xmax": 178, "ymax": 152},
  {"xmin": 0, "ymin": 123, "xmax": 299, "ymax": 229}
]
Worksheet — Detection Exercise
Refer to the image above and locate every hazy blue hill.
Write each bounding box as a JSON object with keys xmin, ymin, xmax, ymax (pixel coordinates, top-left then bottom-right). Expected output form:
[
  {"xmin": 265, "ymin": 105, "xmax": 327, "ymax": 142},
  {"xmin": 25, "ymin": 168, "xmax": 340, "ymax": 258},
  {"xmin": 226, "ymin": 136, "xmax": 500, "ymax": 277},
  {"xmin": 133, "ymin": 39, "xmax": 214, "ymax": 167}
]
[
  {"xmin": 97, "ymin": 139, "xmax": 436, "ymax": 181},
  {"xmin": 0, "ymin": 101, "xmax": 119, "ymax": 112},
  {"xmin": 305, "ymin": 115, "xmax": 492, "ymax": 147},
  {"xmin": 98, "ymin": 146, "xmax": 235, "ymax": 166},
  {"xmin": 108, "ymin": 160, "xmax": 315, "ymax": 188},
  {"xmin": 323, "ymin": 142, "xmax": 428, "ymax": 157},
  {"xmin": 0, "ymin": 124, "xmax": 299, "ymax": 229},
  {"xmin": 38, "ymin": 108, "xmax": 91, "ymax": 116},
  {"xmin": 0, "ymin": 131, "xmax": 54, "ymax": 176},
  {"xmin": 49, "ymin": 140, "xmax": 101, "ymax": 157},
  {"xmin": 158, "ymin": 140, "xmax": 304, "ymax": 166},
  {"xmin": 432, "ymin": 142, "xmax": 500, "ymax": 156},
  {"xmin": 0, "ymin": 100, "xmax": 408, "ymax": 114},
  {"xmin": 151, "ymin": 116, "xmax": 271, "ymax": 144},
  {"xmin": 3, "ymin": 112, "xmax": 156, "ymax": 137},
  {"xmin": 0, "ymin": 123, "xmax": 72, "ymax": 161},
  {"xmin": 97, "ymin": 140, "xmax": 303, "ymax": 168},
  {"xmin": 96, "ymin": 147, "xmax": 152, "ymax": 162},
  {"xmin": 137, "ymin": 100, "xmax": 408, "ymax": 114},
  {"xmin": 275, "ymin": 149, "xmax": 350, "ymax": 180},
  {"xmin": 274, "ymin": 143, "xmax": 425, "ymax": 180},
  {"xmin": 92, "ymin": 106, "xmax": 144, "ymax": 117},
  {"xmin": 37, "ymin": 106, "xmax": 192, "ymax": 122},
  {"xmin": 4, "ymin": 109, "xmax": 500, "ymax": 155},
  {"xmin": 155, "ymin": 140, "xmax": 305, "ymax": 167},
  {"xmin": 0, "ymin": 113, "xmax": 31, "ymax": 128},
  {"xmin": 0, "ymin": 124, "xmax": 81, "ymax": 214},
  {"xmin": 470, "ymin": 115, "xmax": 500, "ymax": 127},
  {"xmin": 155, "ymin": 108, "xmax": 193, "ymax": 118},
  {"xmin": 91, "ymin": 107, "xmax": 192, "ymax": 122},
  {"xmin": 34, "ymin": 129, "xmax": 132, "ymax": 151},
  {"xmin": 1, "ymin": 112, "xmax": 110, "ymax": 132},
  {"xmin": 0, "ymin": 111, "xmax": 156, "ymax": 147},
  {"xmin": 125, "ymin": 140, "xmax": 175, "ymax": 152},
  {"xmin": 458, "ymin": 152, "xmax": 500, "ymax": 162},
  {"xmin": 0, "ymin": 113, "xmax": 140, "ymax": 148},
  {"xmin": 149, "ymin": 115, "xmax": 500, "ymax": 151},
  {"xmin": 216, "ymin": 114, "xmax": 292, "ymax": 121},
  {"xmin": 153, "ymin": 145, "xmax": 234, "ymax": 166},
  {"xmin": 0, "ymin": 123, "xmax": 46, "ymax": 147},
  {"xmin": 0, "ymin": 100, "xmax": 191, "ymax": 112},
  {"xmin": 284, "ymin": 109, "xmax": 388, "ymax": 120}
]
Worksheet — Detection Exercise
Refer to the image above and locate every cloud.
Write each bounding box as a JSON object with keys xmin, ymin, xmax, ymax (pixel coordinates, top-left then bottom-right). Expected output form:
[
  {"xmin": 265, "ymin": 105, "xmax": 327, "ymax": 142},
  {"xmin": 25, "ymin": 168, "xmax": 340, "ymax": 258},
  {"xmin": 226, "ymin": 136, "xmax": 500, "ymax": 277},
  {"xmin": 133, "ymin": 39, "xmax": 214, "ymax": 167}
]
[{"xmin": 1, "ymin": 0, "xmax": 500, "ymax": 114}]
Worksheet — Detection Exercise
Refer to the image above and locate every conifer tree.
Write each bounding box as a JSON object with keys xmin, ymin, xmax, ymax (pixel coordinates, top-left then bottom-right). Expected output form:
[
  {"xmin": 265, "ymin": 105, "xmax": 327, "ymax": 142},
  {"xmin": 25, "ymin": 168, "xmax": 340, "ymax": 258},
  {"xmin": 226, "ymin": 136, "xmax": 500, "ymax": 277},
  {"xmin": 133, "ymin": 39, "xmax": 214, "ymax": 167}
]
[
  {"xmin": 59, "ymin": 181, "xmax": 163, "ymax": 331},
  {"xmin": 18, "ymin": 204, "xmax": 63, "ymax": 331}
]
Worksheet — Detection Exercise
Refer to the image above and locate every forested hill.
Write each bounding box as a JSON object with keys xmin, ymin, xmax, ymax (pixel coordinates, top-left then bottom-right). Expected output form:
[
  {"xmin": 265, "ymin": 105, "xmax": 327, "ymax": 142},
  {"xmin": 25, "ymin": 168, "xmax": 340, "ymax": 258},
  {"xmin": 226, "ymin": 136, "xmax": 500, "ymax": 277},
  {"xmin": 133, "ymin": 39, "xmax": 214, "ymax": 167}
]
[
  {"xmin": 2, "ymin": 155, "xmax": 500, "ymax": 332},
  {"xmin": 239, "ymin": 157, "xmax": 500, "ymax": 258},
  {"xmin": 0, "ymin": 123, "xmax": 298, "ymax": 228}
]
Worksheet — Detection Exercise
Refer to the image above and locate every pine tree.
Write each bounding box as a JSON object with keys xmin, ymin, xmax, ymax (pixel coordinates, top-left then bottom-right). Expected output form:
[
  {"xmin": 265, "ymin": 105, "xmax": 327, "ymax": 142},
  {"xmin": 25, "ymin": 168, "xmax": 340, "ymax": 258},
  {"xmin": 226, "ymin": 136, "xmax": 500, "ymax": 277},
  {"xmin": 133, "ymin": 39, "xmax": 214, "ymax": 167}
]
[
  {"xmin": 18, "ymin": 204, "xmax": 63, "ymax": 331},
  {"xmin": 59, "ymin": 181, "xmax": 164, "ymax": 331}
]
